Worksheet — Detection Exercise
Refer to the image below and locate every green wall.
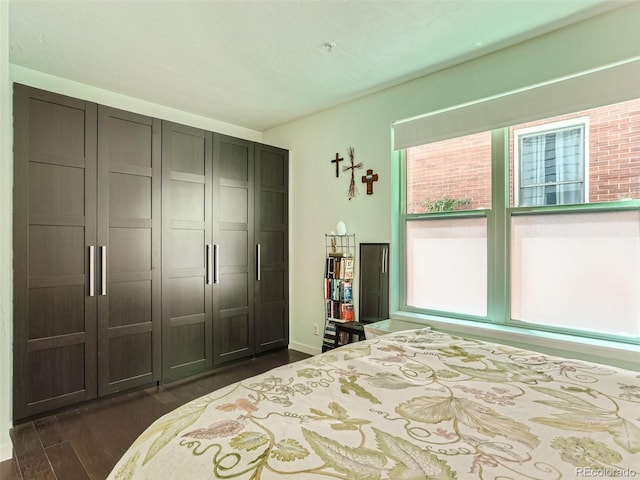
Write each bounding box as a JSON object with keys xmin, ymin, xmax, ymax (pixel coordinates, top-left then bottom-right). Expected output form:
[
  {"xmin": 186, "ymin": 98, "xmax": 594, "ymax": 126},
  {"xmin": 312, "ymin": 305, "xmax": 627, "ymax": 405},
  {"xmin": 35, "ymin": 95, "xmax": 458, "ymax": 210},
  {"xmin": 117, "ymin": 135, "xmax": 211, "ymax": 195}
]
[
  {"xmin": 1, "ymin": 0, "xmax": 12, "ymax": 462},
  {"xmin": 262, "ymin": 2, "xmax": 640, "ymax": 356}
]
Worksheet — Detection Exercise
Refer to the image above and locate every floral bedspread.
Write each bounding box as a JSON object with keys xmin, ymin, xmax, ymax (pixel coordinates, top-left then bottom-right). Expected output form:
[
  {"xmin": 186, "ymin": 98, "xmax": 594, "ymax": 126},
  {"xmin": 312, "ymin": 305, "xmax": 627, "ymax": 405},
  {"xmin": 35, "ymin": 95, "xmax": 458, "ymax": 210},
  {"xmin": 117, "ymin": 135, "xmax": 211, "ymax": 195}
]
[{"xmin": 108, "ymin": 328, "xmax": 640, "ymax": 479}]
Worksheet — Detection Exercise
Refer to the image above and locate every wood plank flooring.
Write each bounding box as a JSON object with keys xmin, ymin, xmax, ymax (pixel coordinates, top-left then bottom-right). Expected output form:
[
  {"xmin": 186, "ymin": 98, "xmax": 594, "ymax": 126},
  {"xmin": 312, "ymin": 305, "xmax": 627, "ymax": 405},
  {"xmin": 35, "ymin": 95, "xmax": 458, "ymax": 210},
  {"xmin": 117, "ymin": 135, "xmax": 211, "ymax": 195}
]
[{"xmin": 1, "ymin": 348, "xmax": 311, "ymax": 480}]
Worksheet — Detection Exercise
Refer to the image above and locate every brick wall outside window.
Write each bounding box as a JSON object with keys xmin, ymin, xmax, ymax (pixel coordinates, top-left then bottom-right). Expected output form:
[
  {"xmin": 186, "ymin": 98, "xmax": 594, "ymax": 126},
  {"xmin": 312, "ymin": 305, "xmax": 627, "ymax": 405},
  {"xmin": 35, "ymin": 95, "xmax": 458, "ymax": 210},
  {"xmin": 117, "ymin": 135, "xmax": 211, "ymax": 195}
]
[{"xmin": 407, "ymin": 99, "xmax": 640, "ymax": 212}]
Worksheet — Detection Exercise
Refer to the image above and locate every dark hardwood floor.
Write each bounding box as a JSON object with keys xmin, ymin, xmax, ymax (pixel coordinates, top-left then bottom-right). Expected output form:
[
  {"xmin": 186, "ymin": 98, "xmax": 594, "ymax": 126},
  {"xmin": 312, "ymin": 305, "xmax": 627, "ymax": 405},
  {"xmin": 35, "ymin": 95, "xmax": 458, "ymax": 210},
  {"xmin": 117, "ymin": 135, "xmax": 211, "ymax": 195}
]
[{"xmin": 1, "ymin": 348, "xmax": 311, "ymax": 480}]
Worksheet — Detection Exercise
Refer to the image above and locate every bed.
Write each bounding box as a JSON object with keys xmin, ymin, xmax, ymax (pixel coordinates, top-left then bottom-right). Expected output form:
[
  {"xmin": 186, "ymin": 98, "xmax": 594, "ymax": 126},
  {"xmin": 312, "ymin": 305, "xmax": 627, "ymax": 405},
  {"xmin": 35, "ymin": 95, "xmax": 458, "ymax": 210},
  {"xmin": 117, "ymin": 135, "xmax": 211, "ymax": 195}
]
[{"xmin": 108, "ymin": 328, "xmax": 640, "ymax": 479}]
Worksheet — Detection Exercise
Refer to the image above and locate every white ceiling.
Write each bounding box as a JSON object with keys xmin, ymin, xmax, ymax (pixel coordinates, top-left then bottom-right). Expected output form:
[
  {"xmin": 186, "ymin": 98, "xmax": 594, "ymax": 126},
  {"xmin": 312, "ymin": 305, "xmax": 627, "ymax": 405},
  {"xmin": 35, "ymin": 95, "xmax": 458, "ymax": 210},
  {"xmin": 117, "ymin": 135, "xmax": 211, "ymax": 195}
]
[{"xmin": 8, "ymin": 0, "xmax": 627, "ymax": 132}]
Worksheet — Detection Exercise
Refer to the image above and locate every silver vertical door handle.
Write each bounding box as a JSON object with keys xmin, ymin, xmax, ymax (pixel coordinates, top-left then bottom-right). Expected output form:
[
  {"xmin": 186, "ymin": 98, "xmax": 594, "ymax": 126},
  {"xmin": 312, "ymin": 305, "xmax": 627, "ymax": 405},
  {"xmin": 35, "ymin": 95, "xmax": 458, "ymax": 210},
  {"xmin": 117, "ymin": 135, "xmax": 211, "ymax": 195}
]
[
  {"xmin": 100, "ymin": 246, "xmax": 107, "ymax": 296},
  {"xmin": 256, "ymin": 244, "xmax": 261, "ymax": 281},
  {"xmin": 382, "ymin": 247, "xmax": 388, "ymax": 274},
  {"xmin": 214, "ymin": 244, "xmax": 219, "ymax": 284},
  {"xmin": 89, "ymin": 245, "xmax": 95, "ymax": 296},
  {"xmin": 206, "ymin": 244, "xmax": 212, "ymax": 285},
  {"xmin": 385, "ymin": 247, "xmax": 389, "ymax": 273}
]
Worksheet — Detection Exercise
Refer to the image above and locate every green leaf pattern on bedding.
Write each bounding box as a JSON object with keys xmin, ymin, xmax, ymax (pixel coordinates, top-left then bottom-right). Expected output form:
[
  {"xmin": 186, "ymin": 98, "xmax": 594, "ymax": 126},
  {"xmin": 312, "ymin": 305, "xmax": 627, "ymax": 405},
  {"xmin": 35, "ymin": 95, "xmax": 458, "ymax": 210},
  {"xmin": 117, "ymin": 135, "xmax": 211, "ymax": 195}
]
[
  {"xmin": 303, "ymin": 427, "xmax": 387, "ymax": 480},
  {"xmin": 373, "ymin": 428, "xmax": 457, "ymax": 480},
  {"xmin": 140, "ymin": 399, "xmax": 210, "ymax": 465},
  {"xmin": 550, "ymin": 436, "xmax": 622, "ymax": 468},
  {"xmin": 530, "ymin": 385, "xmax": 640, "ymax": 454},
  {"xmin": 107, "ymin": 329, "xmax": 640, "ymax": 479}
]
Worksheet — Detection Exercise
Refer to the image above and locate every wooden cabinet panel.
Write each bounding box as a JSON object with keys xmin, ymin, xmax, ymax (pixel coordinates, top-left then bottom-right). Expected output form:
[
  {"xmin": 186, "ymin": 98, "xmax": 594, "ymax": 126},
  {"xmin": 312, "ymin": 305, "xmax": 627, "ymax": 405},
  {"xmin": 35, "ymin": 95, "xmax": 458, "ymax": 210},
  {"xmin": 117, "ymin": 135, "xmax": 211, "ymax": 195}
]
[
  {"xmin": 170, "ymin": 229, "xmax": 205, "ymax": 269},
  {"xmin": 26, "ymin": 345, "xmax": 86, "ymax": 404},
  {"xmin": 260, "ymin": 230, "xmax": 286, "ymax": 265},
  {"xmin": 168, "ymin": 130, "xmax": 207, "ymax": 175},
  {"xmin": 220, "ymin": 186, "xmax": 249, "ymax": 224},
  {"xmin": 108, "ymin": 280, "xmax": 152, "ymax": 328},
  {"xmin": 108, "ymin": 173, "xmax": 152, "ymax": 219},
  {"xmin": 255, "ymin": 307, "xmax": 287, "ymax": 351},
  {"xmin": 254, "ymin": 143, "xmax": 289, "ymax": 353},
  {"xmin": 29, "ymin": 162, "xmax": 85, "ymax": 221},
  {"xmin": 170, "ymin": 181, "xmax": 206, "ymax": 222},
  {"xmin": 28, "ymin": 225, "xmax": 85, "ymax": 276},
  {"xmin": 97, "ymin": 106, "xmax": 161, "ymax": 396},
  {"xmin": 108, "ymin": 228, "xmax": 152, "ymax": 272},
  {"xmin": 216, "ymin": 314, "xmax": 251, "ymax": 357},
  {"xmin": 103, "ymin": 115, "xmax": 152, "ymax": 169},
  {"xmin": 27, "ymin": 95, "xmax": 86, "ymax": 167},
  {"xmin": 28, "ymin": 285, "xmax": 85, "ymax": 338},
  {"xmin": 213, "ymin": 134, "xmax": 255, "ymax": 364},
  {"xmin": 13, "ymin": 84, "xmax": 98, "ymax": 420},
  {"xmin": 219, "ymin": 272, "xmax": 250, "ymax": 311},
  {"xmin": 359, "ymin": 243, "xmax": 390, "ymax": 323},
  {"xmin": 108, "ymin": 333, "xmax": 153, "ymax": 383},
  {"xmin": 169, "ymin": 276, "xmax": 206, "ymax": 318},
  {"xmin": 161, "ymin": 121, "xmax": 213, "ymax": 380},
  {"xmin": 219, "ymin": 141, "xmax": 250, "ymax": 182},
  {"xmin": 170, "ymin": 323, "xmax": 207, "ymax": 367}
]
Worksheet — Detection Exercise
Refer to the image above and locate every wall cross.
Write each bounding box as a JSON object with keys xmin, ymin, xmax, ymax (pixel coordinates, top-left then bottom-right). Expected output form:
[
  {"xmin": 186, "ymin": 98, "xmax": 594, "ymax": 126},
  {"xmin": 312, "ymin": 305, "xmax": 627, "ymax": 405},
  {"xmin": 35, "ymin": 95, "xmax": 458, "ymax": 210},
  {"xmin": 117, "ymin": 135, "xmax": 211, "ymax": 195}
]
[
  {"xmin": 343, "ymin": 147, "xmax": 363, "ymax": 200},
  {"xmin": 330, "ymin": 153, "xmax": 343, "ymax": 177},
  {"xmin": 361, "ymin": 169, "xmax": 379, "ymax": 195}
]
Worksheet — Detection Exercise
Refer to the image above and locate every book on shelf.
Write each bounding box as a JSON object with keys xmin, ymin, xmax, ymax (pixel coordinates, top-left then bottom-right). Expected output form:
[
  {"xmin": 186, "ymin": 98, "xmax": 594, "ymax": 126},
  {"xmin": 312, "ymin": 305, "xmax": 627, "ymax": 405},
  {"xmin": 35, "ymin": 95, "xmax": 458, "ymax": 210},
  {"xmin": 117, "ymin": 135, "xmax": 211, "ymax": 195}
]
[
  {"xmin": 341, "ymin": 303, "xmax": 354, "ymax": 321},
  {"xmin": 326, "ymin": 299, "xmax": 338, "ymax": 320},
  {"xmin": 323, "ymin": 331, "xmax": 336, "ymax": 342},
  {"xmin": 343, "ymin": 257, "xmax": 354, "ymax": 279},
  {"xmin": 325, "ymin": 299, "xmax": 354, "ymax": 322},
  {"xmin": 332, "ymin": 279, "xmax": 341, "ymax": 301},
  {"xmin": 325, "ymin": 256, "xmax": 355, "ymax": 281},
  {"xmin": 326, "ymin": 279, "xmax": 352, "ymax": 302},
  {"xmin": 324, "ymin": 278, "xmax": 338, "ymax": 300},
  {"xmin": 333, "ymin": 300, "xmax": 341, "ymax": 319},
  {"xmin": 340, "ymin": 281, "xmax": 352, "ymax": 302},
  {"xmin": 325, "ymin": 257, "xmax": 335, "ymax": 278}
]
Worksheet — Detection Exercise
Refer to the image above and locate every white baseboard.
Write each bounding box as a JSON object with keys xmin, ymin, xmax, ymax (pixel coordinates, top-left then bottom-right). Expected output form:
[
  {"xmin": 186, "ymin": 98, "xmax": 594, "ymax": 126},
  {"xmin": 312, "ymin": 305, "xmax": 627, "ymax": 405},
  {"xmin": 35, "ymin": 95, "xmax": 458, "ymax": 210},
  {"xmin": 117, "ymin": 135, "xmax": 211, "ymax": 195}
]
[
  {"xmin": 289, "ymin": 341, "xmax": 321, "ymax": 356},
  {"xmin": 0, "ymin": 441, "xmax": 12, "ymax": 462}
]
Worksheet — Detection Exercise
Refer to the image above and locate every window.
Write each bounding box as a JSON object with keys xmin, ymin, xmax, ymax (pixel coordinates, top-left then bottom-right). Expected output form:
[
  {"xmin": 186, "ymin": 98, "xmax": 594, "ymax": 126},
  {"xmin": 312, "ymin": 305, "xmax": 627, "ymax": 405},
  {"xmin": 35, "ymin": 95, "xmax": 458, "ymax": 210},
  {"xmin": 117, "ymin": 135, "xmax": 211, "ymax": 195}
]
[
  {"xmin": 401, "ymin": 97, "xmax": 640, "ymax": 343},
  {"xmin": 406, "ymin": 217, "xmax": 488, "ymax": 317},
  {"xmin": 406, "ymin": 131, "xmax": 492, "ymax": 213},
  {"xmin": 514, "ymin": 118, "xmax": 587, "ymax": 207},
  {"xmin": 510, "ymin": 210, "xmax": 640, "ymax": 338},
  {"xmin": 405, "ymin": 131, "xmax": 491, "ymax": 319}
]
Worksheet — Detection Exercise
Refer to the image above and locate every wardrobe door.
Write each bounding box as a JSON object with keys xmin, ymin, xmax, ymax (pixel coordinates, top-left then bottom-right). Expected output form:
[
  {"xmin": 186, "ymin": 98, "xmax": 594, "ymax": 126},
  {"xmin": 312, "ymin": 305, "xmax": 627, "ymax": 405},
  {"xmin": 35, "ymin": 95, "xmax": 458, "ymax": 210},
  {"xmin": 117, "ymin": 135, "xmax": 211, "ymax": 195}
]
[
  {"xmin": 162, "ymin": 122, "xmax": 213, "ymax": 380},
  {"xmin": 254, "ymin": 143, "xmax": 289, "ymax": 353},
  {"xmin": 359, "ymin": 243, "xmax": 390, "ymax": 323},
  {"xmin": 97, "ymin": 107, "xmax": 161, "ymax": 395},
  {"xmin": 212, "ymin": 134, "xmax": 255, "ymax": 364},
  {"xmin": 13, "ymin": 85, "xmax": 98, "ymax": 420}
]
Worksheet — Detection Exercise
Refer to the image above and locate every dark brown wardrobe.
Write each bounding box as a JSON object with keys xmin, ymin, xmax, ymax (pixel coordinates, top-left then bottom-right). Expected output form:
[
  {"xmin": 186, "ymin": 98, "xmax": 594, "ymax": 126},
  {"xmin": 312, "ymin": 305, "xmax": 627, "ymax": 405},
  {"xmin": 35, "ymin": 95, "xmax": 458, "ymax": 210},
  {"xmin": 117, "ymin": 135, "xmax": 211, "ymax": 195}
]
[
  {"xmin": 13, "ymin": 85, "xmax": 288, "ymax": 420},
  {"xmin": 359, "ymin": 243, "xmax": 390, "ymax": 323}
]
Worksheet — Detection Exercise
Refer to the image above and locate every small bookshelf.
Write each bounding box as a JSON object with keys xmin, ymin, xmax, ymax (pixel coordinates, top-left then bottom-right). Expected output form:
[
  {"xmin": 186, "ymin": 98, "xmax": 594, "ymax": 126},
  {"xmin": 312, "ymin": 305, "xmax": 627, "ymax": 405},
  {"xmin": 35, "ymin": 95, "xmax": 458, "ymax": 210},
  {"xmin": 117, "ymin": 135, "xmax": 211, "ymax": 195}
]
[{"xmin": 322, "ymin": 234, "xmax": 356, "ymax": 351}]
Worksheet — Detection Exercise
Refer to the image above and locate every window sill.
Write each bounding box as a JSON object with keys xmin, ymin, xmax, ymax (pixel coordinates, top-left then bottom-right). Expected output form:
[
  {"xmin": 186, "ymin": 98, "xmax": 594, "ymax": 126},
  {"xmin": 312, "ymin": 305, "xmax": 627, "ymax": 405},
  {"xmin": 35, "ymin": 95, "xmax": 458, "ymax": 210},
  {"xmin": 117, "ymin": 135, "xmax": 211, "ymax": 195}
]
[{"xmin": 390, "ymin": 310, "xmax": 640, "ymax": 372}]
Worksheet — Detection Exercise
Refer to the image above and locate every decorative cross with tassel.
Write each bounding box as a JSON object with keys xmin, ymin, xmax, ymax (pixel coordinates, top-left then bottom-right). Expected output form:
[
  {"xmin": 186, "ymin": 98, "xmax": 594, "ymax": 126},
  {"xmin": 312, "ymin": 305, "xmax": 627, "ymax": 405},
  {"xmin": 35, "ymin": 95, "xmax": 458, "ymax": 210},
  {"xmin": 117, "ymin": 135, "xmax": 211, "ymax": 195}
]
[{"xmin": 343, "ymin": 147, "xmax": 363, "ymax": 200}]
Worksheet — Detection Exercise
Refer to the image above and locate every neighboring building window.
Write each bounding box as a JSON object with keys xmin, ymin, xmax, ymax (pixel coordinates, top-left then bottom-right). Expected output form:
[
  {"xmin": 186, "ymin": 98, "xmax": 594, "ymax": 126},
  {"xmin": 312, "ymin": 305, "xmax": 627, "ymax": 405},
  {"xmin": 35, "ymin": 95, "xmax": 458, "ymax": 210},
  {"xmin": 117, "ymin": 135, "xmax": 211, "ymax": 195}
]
[{"xmin": 513, "ymin": 118, "xmax": 588, "ymax": 207}]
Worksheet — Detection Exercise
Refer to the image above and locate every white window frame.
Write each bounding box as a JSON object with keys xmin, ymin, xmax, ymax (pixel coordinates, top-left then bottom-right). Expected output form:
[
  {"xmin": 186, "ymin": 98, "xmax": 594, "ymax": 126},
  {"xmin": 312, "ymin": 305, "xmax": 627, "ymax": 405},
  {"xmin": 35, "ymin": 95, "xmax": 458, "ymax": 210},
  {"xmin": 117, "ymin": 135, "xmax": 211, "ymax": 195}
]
[{"xmin": 513, "ymin": 116, "xmax": 590, "ymax": 207}]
